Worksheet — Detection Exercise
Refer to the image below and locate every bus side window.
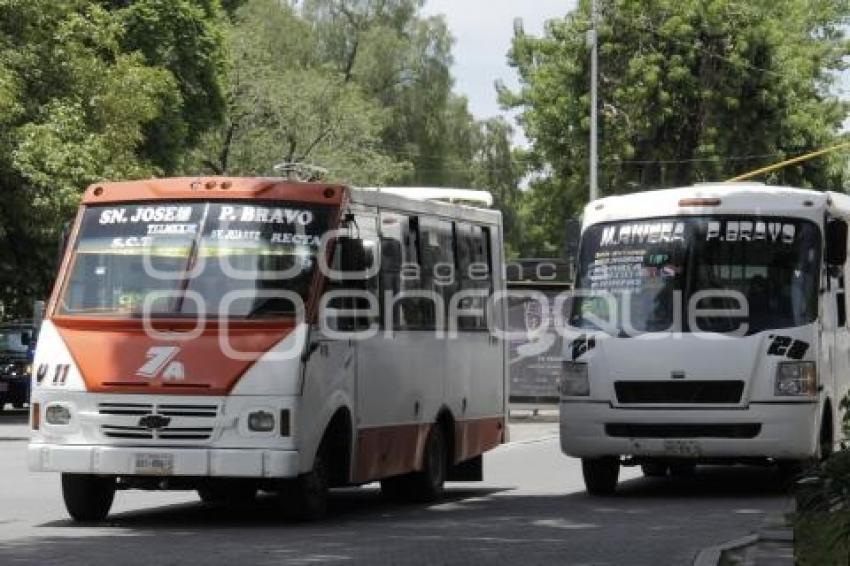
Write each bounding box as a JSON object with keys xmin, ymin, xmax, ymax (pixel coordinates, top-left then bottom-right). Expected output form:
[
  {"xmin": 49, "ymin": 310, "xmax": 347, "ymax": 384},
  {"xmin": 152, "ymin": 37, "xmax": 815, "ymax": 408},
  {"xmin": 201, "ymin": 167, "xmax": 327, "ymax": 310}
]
[
  {"xmin": 455, "ymin": 222, "xmax": 492, "ymax": 331},
  {"xmin": 380, "ymin": 212, "xmax": 433, "ymax": 331},
  {"xmin": 415, "ymin": 216, "xmax": 454, "ymax": 330},
  {"xmin": 837, "ymin": 274, "xmax": 847, "ymax": 327},
  {"xmin": 327, "ymin": 214, "xmax": 379, "ymax": 331}
]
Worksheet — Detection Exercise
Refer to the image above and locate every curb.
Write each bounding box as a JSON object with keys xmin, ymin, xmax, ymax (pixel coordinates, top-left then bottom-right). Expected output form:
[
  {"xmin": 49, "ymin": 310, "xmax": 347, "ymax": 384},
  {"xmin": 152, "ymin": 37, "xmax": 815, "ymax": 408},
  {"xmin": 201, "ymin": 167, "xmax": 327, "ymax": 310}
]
[
  {"xmin": 692, "ymin": 534, "xmax": 759, "ymax": 566},
  {"xmin": 693, "ymin": 510, "xmax": 795, "ymax": 566}
]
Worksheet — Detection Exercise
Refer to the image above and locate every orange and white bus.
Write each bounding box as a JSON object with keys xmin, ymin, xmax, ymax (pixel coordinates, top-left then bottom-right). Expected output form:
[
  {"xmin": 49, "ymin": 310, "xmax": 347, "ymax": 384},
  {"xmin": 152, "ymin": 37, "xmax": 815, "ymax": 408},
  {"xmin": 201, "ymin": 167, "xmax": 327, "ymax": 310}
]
[{"xmin": 28, "ymin": 177, "xmax": 507, "ymax": 521}]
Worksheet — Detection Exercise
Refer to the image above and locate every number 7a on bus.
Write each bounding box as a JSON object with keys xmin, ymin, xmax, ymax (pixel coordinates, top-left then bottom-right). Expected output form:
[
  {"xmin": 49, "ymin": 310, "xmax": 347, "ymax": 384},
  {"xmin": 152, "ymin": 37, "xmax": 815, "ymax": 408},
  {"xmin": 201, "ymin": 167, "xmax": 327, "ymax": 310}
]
[{"xmin": 28, "ymin": 178, "xmax": 508, "ymax": 521}]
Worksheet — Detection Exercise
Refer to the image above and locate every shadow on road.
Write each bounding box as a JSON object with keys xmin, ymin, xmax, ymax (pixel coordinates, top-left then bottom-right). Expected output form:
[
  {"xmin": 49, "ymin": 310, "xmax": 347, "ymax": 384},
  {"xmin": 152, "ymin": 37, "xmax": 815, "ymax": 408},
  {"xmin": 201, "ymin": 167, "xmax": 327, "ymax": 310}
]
[{"xmin": 0, "ymin": 465, "xmax": 792, "ymax": 566}]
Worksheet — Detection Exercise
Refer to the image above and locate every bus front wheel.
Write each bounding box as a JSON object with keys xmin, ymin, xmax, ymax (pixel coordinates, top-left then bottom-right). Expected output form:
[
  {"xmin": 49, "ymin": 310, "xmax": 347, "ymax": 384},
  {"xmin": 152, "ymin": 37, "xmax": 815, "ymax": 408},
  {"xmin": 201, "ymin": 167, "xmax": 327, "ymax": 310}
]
[
  {"xmin": 582, "ymin": 457, "xmax": 619, "ymax": 496},
  {"xmin": 285, "ymin": 443, "xmax": 330, "ymax": 521},
  {"xmin": 61, "ymin": 473, "xmax": 115, "ymax": 522}
]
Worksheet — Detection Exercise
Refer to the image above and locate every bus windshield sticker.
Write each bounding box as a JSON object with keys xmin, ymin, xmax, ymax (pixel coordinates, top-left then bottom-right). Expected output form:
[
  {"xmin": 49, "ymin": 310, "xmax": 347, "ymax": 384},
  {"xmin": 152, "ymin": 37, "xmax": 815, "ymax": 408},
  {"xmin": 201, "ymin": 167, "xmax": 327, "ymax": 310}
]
[{"xmin": 706, "ymin": 221, "xmax": 796, "ymax": 243}]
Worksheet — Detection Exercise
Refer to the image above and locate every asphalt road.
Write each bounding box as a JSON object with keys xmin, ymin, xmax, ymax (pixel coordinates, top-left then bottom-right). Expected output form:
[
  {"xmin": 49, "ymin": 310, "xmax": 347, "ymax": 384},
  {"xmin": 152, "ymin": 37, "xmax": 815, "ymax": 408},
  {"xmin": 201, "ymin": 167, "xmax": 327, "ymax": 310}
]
[{"xmin": 0, "ymin": 409, "xmax": 791, "ymax": 566}]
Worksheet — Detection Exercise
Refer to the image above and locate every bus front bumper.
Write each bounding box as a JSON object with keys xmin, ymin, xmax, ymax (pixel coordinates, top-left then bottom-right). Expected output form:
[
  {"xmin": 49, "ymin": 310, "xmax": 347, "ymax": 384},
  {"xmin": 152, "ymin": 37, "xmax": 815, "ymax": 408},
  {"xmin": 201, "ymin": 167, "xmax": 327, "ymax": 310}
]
[
  {"xmin": 559, "ymin": 400, "xmax": 820, "ymax": 460},
  {"xmin": 28, "ymin": 443, "xmax": 300, "ymax": 478}
]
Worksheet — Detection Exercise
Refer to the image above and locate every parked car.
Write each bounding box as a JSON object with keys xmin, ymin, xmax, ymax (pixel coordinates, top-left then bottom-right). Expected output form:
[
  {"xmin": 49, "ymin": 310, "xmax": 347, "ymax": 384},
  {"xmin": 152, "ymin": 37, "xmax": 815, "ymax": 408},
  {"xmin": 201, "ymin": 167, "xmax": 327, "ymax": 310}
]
[{"xmin": 0, "ymin": 322, "xmax": 35, "ymax": 411}]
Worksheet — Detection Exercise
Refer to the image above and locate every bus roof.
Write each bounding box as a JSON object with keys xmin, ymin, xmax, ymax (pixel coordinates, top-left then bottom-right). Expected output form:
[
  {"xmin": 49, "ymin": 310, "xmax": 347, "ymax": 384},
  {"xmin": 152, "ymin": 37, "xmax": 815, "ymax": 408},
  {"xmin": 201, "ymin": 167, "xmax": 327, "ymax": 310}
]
[
  {"xmin": 81, "ymin": 177, "xmax": 347, "ymax": 206},
  {"xmin": 350, "ymin": 187, "xmax": 501, "ymax": 225},
  {"xmin": 582, "ymin": 183, "xmax": 850, "ymax": 228}
]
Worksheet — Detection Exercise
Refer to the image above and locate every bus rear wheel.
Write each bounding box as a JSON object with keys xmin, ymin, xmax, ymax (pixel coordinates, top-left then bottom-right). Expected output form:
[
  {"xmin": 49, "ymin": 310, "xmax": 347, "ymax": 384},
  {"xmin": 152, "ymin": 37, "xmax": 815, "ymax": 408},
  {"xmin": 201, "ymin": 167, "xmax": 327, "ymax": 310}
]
[
  {"xmin": 381, "ymin": 425, "xmax": 447, "ymax": 503},
  {"xmin": 61, "ymin": 473, "xmax": 115, "ymax": 522},
  {"xmin": 582, "ymin": 457, "xmax": 619, "ymax": 496}
]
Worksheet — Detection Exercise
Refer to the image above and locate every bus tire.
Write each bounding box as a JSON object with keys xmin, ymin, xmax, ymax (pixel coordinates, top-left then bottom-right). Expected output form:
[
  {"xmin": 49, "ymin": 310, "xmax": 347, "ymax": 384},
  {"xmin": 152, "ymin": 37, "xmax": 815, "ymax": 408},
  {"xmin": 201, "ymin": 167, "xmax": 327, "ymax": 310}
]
[
  {"xmin": 641, "ymin": 462, "xmax": 668, "ymax": 478},
  {"xmin": 61, "ymin": 473, "xmax": 115, "ymax": 522},
  {"xmin": 582, "ymin": 457, "xmax": 619, "ymax": 496},
  {"xmin": 380, "ymin": 425, "xmax": 448, "ymax": 503},
  {"xmin": 286, "ymin": 443, "xmax": 330, "ymax": 521},
  {"xmin": 0, "ymin": 396, "xmax": 6, "ymax": 412}
]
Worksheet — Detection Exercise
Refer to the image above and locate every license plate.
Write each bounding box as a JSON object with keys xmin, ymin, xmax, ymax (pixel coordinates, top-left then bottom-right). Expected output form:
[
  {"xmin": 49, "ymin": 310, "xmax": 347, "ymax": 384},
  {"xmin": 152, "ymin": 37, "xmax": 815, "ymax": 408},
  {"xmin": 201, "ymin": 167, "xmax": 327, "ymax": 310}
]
[
  {"xmin": 663, "ymin": 440, "xmax": 702, "ymax": 457},
  {"xmin": 0, "ymin": 382, "xmax": 7, "ymax": 393},
  {"xmin": 134, "ymin": 453, "xmax": 174, "ymax": 476}
]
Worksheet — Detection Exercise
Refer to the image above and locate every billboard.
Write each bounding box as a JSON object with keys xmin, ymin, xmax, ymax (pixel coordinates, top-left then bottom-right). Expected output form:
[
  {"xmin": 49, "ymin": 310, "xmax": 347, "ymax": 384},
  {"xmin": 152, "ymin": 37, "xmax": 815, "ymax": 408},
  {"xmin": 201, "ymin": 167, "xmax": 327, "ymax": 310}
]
[{"xmin": 507, "ymin": 281, "xmax": 570, "ymax": 406}]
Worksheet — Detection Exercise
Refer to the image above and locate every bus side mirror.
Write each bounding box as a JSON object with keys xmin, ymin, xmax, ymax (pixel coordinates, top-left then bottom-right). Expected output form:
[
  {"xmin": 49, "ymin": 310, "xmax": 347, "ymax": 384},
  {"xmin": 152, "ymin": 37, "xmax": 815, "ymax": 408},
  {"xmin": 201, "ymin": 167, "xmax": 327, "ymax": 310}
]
[{"xmin": 826, "ymin": 220, "xmax": 847, "ymax": 266}]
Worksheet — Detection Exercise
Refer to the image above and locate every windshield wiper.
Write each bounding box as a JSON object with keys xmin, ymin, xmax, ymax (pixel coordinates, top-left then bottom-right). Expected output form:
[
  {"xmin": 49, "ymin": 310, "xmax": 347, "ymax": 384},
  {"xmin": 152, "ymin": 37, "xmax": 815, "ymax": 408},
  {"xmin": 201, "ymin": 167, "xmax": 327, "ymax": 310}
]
[{"xmin": 174, "ymin": 204, "xmax": 209, "ymax": 314}]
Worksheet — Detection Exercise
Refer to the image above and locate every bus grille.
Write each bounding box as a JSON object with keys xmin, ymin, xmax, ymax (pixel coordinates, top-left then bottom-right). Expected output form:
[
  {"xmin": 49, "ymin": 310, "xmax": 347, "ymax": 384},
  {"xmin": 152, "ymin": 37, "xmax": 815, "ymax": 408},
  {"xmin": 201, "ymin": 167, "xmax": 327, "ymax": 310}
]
[
  {"xmin": 98, "ymin": 402, "xmax": 219, "ymax": 442},
  {"xmin": 615, "ymin": 381, "xmax": 744, "ymax": 404}
]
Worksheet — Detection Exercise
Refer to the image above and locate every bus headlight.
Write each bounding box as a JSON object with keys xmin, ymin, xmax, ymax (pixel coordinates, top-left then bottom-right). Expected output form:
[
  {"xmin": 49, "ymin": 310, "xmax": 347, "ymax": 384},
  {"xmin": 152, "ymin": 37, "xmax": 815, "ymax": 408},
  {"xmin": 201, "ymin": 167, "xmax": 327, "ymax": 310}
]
[
  {"xmin": 560, "ymin": 362, "xmax": 590, "ymax": 396},
  {"xmin": 775, "ymin": 362, "xmax": 817, "ymax": 396},
  {"xmin": 247, "ymin": 410, "xmax": 276, "ymax": 432},
  {"xmin": 45, "ymin": 404, "xmax": 72, "ymax": 425}
]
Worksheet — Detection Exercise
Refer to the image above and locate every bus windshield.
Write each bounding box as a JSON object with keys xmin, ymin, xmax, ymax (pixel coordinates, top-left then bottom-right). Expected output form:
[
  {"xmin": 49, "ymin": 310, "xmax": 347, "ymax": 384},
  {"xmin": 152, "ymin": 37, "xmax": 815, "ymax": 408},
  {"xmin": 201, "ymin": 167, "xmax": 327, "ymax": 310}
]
[
  {"xmin": 571, "ymin": 216, "xmax": 821, "ymax": 335},
  {"xmin": 58, "ymin": 202, "xmax": 335, "ymax": 318}
]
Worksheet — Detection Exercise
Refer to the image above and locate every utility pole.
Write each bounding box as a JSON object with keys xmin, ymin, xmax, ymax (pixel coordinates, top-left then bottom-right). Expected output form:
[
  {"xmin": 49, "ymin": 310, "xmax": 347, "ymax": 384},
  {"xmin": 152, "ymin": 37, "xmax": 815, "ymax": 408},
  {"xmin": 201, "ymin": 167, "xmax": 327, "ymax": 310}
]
[{"xmin": 588, "ymin": 0, "xmax": 599, "ymax": 202}]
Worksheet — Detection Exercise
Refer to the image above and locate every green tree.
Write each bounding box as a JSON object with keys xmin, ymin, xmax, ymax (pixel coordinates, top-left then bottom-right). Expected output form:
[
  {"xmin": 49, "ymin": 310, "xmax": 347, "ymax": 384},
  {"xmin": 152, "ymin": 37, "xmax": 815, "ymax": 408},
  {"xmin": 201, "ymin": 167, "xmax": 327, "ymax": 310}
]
[
  {"xmin": 467, "ymin": 117, "xmax": 526, "ymax": 256},
  {"xmin": 0, "ymin": 0, "xmax": 226, "ymax": 316},
  {"xmin": 302, "ymin": 0, "xmax": 474, "ymax": 185},
  {"xmin": 191, "ymin": 0, "xmax": 410, "ymax": 184},
  {"xmin": 503, "ymin": 0, "xmax": 850, "ymax": 254},
  {"xmin": 112, "ymin": 0, "xmax": 227, "ymax": 171}
]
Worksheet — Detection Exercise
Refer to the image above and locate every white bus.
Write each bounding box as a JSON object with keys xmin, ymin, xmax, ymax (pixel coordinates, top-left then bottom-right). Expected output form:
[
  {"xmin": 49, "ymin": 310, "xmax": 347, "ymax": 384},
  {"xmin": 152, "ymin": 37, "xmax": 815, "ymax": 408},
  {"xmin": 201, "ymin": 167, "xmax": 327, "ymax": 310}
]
[
  {"xmin": 560, "ymin": 183, "xmax": 849, "ymax": 494},
  {"xmin": 29, "ymin": 177, "xmax": 507, "ymax": 520}
]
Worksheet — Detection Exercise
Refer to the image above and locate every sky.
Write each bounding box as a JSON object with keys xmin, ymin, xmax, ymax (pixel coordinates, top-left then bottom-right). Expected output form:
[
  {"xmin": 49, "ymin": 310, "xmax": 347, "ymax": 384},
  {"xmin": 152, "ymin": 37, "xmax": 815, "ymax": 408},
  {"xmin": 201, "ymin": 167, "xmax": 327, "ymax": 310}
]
[{"xmin": 422, "ymin": 0, "xmax": 577, "ymax": 123}]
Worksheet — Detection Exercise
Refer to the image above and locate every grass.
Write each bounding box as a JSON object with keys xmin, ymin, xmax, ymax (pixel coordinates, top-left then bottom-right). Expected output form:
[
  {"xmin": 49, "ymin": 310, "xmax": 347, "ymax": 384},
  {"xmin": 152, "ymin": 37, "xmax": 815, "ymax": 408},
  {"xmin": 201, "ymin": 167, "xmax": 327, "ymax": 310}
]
[{"xmin": 795, "ymin": 510, "xmax": 850, "ymax": 565}]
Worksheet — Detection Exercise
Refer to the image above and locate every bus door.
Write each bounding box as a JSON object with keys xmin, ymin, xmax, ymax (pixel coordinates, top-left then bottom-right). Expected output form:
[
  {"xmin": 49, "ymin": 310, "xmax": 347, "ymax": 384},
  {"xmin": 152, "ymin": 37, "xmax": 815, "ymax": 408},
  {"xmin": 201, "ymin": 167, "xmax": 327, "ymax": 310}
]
[
  {"xmin": 354, "ymin": 211, "xmax": 444, "ymax": 480},
  {"xmin": 303, "ymin": 210, "xmax": 379, "ymax": 468},
  {"xmin": 450, "ymin": 223, "xmax": 501, "ymax": 432},
  {"xmin": 829, "ymin": 227, "xmax": 850, "ymax": 441}
]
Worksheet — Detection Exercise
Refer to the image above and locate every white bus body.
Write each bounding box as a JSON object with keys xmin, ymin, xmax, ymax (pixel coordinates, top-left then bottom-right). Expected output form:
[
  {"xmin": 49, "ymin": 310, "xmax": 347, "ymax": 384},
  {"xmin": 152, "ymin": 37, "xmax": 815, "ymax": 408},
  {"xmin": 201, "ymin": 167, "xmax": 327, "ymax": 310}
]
[
  {"xmin": 29, "ymin": 178, "xmax": 507, "ymax": 520},
  {"xmin": 560, "ymin": 183, "xmax": 850, "ymax": 494}
]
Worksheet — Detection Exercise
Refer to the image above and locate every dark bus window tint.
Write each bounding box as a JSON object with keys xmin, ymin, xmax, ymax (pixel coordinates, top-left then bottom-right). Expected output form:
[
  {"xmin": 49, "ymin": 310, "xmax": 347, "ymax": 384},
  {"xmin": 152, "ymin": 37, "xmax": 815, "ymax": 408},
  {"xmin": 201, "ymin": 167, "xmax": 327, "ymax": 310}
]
[
  {"xmin": 326, "ymin": 214, "xmax": 379, "ymax": 331},
  {"xmin": 455, "ymin": 222, "xmax": 492, "ymax": 330},
  {"xmin": 380, "ymin": 212, "xmax": 434, "ymax": 330},
  {"xmin": 418, "ymin": 216, "xmax": 456, "ymax": 330}
]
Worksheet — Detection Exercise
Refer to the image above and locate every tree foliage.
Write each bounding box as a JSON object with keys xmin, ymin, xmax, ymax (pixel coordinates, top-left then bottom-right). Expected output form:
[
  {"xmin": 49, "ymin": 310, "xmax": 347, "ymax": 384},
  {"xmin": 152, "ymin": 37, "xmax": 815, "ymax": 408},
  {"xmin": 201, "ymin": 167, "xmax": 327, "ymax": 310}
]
[
  {"xmin": 0, "ymin": 0, "xmax": 225, "ymax": 316},
  {"xmin": 196, "ymin": 0, "xmax": 499, "ymax": 188},
  {"xmin": 504, "ymin": 0, "xmax": 850, "ymax": 255},
  {"xmin": 191, "ymin": 0, "xmax": 410, "ymax": 184},
  {"xmin": 0, "ymin": 0, "xmax": 526, "ymax": 314}
]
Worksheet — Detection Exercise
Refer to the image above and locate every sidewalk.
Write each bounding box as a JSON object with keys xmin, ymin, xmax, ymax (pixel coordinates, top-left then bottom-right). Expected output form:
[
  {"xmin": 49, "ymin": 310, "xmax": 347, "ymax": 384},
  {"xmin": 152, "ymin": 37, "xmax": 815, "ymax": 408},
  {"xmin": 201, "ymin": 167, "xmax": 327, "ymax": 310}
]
[
  {"xmin": 507, "ymin": 409, "xmax": 559, "ymax": 444},
  {"xmin": 695, "ymin": 511, "xmax": 794, "ymax": 566}
]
